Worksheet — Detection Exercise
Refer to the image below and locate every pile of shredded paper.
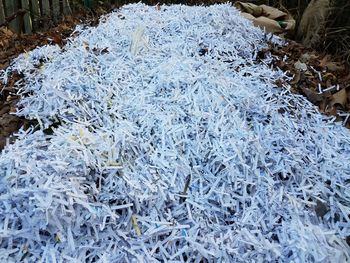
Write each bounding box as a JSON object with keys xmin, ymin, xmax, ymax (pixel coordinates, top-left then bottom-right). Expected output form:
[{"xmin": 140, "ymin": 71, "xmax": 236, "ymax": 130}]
[{"xmin": 0, "ymin": 3, "xmax": 349, "ymax": 262}]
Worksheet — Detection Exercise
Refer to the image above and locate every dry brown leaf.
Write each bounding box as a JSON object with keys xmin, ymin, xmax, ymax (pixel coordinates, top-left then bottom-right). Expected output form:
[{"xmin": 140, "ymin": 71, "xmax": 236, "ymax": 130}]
[
  {"xmin": 319, "ymin": 55, "xmax": 331, "ymax": 69},
  {"xmin": 0, "ymin": 27, "xmax": 15, "ymax": 38},
  {"xmin": 331, "ymin": 88, "xmax": 347, "ymax": 108},
  {"xmin": 49, "ymin": 32, "xmax": 63, "ymax": 45},
  {"xmin": 324, "ymin": 62, "xmax": 344, "ymax": 72},
  {"xmin": 302, "ymin": 87, "xmax": 324, "ymax": 104},
  {"xmin": 290, "ymin": 71, "xmax": 301, "ymax": 84},
  {"xmin": 319, "ymin": 55, "xmax": 343, "ymax": 72}
]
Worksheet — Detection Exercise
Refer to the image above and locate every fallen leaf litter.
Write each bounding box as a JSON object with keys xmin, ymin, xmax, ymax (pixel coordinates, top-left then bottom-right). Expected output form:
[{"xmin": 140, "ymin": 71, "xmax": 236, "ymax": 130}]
[
  {"xmin": 0, "ymin": 3, "xmax": 349, "ymax": 262},
  {"xmin": 258, "ymin": 42, "xmax": 350, "ymax": 128}
]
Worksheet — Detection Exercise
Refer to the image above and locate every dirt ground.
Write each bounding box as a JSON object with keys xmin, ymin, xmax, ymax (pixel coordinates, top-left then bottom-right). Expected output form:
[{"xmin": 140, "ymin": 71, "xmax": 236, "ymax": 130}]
[{"xmin": 0, "ymin": 4, "xmax": 349, "ymax": 150}]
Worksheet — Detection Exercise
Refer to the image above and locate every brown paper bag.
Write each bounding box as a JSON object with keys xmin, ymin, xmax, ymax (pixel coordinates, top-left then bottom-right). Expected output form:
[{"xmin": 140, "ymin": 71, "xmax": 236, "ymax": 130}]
[
  {"xmin": 235, "ymin": 2, "xmax": 295, "ymax": 36},
  {"xmin": 234, "ymin": 2, "xmax": 263, "ymax": 17}
]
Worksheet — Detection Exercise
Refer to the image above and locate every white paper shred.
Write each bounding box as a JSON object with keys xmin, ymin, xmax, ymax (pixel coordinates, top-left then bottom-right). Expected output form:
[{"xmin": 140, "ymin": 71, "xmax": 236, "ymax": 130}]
[{"xmin": 0, "ymin": 3, "xmax": 350, "ymax": 262}]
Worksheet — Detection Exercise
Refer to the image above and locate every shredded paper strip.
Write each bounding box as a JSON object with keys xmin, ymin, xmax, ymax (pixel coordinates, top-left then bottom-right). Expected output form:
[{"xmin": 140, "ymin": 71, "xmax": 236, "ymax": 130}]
[{"xmin": 0, "ymin": 3, "xmax": 349, "ymax": 262}]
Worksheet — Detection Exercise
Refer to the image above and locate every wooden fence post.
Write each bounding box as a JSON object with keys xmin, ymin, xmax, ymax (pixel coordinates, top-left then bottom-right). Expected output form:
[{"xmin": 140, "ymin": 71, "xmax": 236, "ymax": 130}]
[
  {"xmin": 41, "ymin": 0, "xmax": 51, "ymax": 17},
  {"xmin": 5, "ymin": 0, "xmax": 20, "ymax": 33},
  {"xmin": 30, "ymin": 0, "xmax": 40, "ymax": 31},
  {"xmin": 0, "ymin": 0, "xmax": 6, "ymax": 25},
  {"xmin": 21, "ymin": 0, "xmax": 32, "ymax": 33},
  {"xmin": 63, "ymin": 0, "xmax": 72, "ymax": 15},
  {"xmin": 52, "ymin": 0, "xmax": 60, "ymax": 21},
  {"xmin": 41, "ymin": 0, "xmax": 51, "ymax": 30}
]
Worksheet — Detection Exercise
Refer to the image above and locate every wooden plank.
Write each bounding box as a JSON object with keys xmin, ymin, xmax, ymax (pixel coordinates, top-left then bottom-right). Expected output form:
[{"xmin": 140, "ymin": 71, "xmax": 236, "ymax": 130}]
[
  {"xmin": 21, "ymin": 0, "xmax": 32, "ymax": 33},
  {"xmin": 52, "ymin": 0, "xmax": 60, "ymax": 20},
  {"xmin": 62, "ymin": 0, "xmax": 72, "ymax": 15},
  {"xmin": 4, "ymin": 0, "xmax": 20, "ymax": 33},
  {"xmin": 30, "ymin": 0, "xmax": 40, "ymax": 16},
  {"xmin": 41, "ymin": 0, "xmax": 50, "ymax": 17},
  {"xmin": 30, "ymin": 0, "xmax": 40, "ymax": 31},
  {"xmin": 15, "ymin": 0, "xmax": 22, "ymax": 33},
  {"xmin": 0, "ymin": 0, "xmax": 6, "ymax": 24}
]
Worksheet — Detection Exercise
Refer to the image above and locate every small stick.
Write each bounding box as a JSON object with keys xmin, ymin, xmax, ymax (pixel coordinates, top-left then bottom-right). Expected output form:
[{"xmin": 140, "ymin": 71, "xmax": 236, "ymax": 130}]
[{"xmin": 180, "ymin": 174, "xmax": 191, "ymax": 203}]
